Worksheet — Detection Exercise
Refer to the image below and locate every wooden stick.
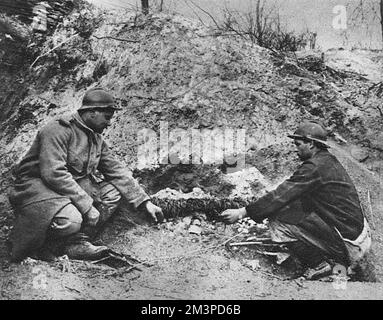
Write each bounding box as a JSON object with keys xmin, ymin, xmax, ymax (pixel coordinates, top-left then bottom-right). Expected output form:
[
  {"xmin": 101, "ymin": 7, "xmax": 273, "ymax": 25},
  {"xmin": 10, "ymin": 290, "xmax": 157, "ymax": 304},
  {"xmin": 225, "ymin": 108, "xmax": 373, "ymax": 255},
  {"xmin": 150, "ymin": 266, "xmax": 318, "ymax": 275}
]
[
  {"xmin": 64, "ymin": 286, "xmax": 82, "ymax": 294},
  {"xmin": 254, "ymin": 250, "xmax": 279, "ymax": 256},
  {"xmin": 105, "ymin": 266, "xmax": 137, "ymax": 278},
  {"xmin": 246, "ymin": 237, "xmax": 272, "ymax": 242},
  {"xmin": 229, "ymin": 241, "xmax": 283, "ymax": 247},
  {"xmin": 92, "ymin": 35, "xmax": 139, "ymax": 43},
  {"xmin": 91, "ymin": 256, "xmax": 111, "ymax": 264},
  {"xmin": 30, "ymin": 33, "xmax": 78, "ymax": 69}
]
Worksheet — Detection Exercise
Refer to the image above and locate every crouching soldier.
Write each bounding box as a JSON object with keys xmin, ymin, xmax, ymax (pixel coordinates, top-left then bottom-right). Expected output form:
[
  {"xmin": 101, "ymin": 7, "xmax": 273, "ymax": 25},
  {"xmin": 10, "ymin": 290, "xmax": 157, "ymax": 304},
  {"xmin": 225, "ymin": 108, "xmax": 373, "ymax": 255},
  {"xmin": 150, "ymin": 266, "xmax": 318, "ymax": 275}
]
[
  {"xmin": 9, "ymin": 87, "xmax": 163, "ymax": 261},
  {"xmin": 221, "ymin": 121, "xmax": 372, "ymax": 280}
]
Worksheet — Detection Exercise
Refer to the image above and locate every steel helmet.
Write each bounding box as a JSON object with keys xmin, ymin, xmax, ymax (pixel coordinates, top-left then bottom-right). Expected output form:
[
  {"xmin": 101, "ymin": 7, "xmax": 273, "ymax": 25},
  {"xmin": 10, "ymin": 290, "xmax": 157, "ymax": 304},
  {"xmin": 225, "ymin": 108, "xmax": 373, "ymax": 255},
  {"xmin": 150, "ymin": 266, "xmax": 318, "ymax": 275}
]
[
  {"xmin": 288, "ymin": 121, "xmax": 330, "ymax": 148},
  {"xmin": 79, "ymin": 87, "xmax": 121, "ymax": 111}
]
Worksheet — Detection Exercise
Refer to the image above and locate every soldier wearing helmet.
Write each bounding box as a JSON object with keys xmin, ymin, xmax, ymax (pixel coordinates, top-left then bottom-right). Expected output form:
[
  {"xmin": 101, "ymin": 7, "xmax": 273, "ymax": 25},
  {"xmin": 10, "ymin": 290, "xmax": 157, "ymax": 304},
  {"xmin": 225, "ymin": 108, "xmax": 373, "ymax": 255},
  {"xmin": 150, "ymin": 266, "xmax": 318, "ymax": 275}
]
[
  {"xmin": 9, "ymin": 88, "xmax": 163, "ymax": 261},
  {"xmin": 221, "ymin": 121, "xmax": 371, "ymax": 280}
]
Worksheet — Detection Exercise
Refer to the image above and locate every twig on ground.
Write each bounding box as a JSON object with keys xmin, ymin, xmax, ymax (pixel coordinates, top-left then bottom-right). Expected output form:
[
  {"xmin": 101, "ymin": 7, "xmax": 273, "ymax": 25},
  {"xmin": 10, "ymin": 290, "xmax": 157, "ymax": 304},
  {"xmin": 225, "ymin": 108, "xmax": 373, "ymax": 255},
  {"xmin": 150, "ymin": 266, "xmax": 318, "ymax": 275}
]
[
  {"xmin": 127, "ymin": 95, "xmax": 174, "ymax": 105},
  {"xmin": 246, "ymin": 237, "xmax": 272, "ymax": 242},
  {"xmin": 91, "ymin": 256, "xmax": 111, "ymax": 264},
  {"xmin": 30, "ymin": 33, "xmax": 78, "ymax": 69},
  {"xmin": 290, "ymin": 278, "xmax": 306, "ymax": 288},
  {"xmin": 104, "ymin": 266, "xmax": 137, "ymax": 278},
  {"xmin": 376, "ymin": 106, "xmax": 383, "ymax": 118},
  {"xmin": 229, "ymin": 241, "xmax": 279, "ymax": 246},
  {"xmin": 131, "ymin": 230, "xmax": 246, "ymax": 266},
  {"xmin": 64, "ymin": 286, "xmax": 82, "ymax": 294},
  {"xmin": 223, "ymin": 231, "xmax": 246, "ymax": 246},
  {"xmin": 92, "ymin": 35, "xmax": 139, "ymax": 43},
  {"xmin": 254, "ymin": 250, "xmax": 278, "ymax": 256}
]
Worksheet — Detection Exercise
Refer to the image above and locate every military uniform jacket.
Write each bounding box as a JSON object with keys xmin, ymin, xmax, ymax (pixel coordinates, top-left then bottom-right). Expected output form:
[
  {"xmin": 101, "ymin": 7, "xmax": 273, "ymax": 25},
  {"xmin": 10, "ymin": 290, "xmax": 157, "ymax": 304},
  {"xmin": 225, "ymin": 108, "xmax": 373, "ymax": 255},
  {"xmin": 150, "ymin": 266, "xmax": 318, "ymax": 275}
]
[
  {"xmin": 246, "ymin": 149, "xmax": 364, "ymax": 241},
  {"xmin": 9, "ymin": 112, "xmax": 149, "ymax": 260}
]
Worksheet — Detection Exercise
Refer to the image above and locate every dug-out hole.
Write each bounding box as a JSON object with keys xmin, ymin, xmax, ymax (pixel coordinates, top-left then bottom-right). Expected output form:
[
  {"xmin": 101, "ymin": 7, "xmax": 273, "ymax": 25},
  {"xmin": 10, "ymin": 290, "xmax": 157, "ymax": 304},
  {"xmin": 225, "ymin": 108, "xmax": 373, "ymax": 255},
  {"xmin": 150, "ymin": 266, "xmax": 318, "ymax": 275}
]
[{"xmin": 133, "ymin": 164, "xmax": 236, "ymax": 197}]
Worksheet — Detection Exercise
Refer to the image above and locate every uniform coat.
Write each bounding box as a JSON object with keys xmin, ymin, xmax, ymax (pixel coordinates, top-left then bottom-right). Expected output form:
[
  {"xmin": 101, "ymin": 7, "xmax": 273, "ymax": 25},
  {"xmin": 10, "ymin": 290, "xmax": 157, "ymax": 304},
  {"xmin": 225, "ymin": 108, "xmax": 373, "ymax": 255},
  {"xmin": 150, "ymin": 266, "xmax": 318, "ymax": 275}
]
[
  {"xmin": 9, "ymin": 112, "xmax": 149, "ymax": 261},
  {"xmin": 246, "ymin": 149, "xmax": 365, "ymax": 264}
]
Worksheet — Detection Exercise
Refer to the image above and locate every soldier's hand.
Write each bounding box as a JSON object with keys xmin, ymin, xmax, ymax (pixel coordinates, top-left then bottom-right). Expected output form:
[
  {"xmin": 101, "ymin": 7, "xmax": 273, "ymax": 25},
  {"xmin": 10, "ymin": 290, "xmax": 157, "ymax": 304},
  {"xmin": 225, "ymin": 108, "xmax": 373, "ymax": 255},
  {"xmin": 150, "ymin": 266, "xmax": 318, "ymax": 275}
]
[
  {"xmin": 85, "ymin": 206, "xmax": 100, "ymax": 226},
  {"xmin": 220, "ymin": 207, "xmax": 247, "ymax": 224},
  {"xmin": 144, "ymin": 201, "xmax": 164, "ymax": 223}
]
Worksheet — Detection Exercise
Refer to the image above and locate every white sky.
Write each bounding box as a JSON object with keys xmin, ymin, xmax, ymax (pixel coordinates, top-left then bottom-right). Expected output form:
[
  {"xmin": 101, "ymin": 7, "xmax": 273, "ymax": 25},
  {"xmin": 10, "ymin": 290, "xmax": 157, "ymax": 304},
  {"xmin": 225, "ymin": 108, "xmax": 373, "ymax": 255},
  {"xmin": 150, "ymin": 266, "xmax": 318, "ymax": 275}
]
[{"xmin": 87, "ymin": 0, "xmax": 382, "ymax": 50}]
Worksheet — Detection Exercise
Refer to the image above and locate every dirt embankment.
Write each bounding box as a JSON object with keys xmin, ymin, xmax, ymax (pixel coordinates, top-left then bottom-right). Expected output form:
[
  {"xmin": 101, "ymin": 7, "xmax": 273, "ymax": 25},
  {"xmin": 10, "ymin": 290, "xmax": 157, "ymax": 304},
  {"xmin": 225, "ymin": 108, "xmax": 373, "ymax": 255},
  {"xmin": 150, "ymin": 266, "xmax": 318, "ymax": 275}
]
[{"xmin": 1, "ymin": 3, "xmax": 383, "ymax": 299}]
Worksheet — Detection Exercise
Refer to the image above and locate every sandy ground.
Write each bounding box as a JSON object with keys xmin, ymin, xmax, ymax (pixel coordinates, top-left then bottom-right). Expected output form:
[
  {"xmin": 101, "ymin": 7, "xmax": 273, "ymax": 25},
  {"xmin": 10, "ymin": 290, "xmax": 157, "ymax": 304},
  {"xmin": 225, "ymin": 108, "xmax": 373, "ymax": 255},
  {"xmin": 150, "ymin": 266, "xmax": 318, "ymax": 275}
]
[
  {"xmin": 1, "ymin": 143, "xmax": 382, "ymax": 301},
  {"xmin": 1, "ymin": 206, "xmax": 382, "ymax": 301}
]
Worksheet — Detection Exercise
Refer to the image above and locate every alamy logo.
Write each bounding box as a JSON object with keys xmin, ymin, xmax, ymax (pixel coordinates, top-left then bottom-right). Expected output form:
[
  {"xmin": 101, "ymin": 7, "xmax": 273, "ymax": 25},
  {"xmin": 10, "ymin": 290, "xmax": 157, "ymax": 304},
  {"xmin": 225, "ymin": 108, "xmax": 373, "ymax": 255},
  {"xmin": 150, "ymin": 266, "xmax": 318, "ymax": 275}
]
[
  {"xmin": 137, "ymin": 121, "xmax": 246, "ymax": 171},
  {"xmin": 31, "ymin": 2, "xmax": 50, "ymax": 32},
  {"xmin": 332, "ymin": 5, "xmax": 347, "ymax": 30}
]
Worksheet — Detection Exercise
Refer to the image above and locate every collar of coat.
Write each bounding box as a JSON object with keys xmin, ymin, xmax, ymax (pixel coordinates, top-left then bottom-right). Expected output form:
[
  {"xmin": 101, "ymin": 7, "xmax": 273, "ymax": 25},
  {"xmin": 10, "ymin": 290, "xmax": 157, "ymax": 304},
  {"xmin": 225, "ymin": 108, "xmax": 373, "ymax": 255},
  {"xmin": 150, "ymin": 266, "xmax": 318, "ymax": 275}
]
[{"xmin": 58, "ymin": 112, "xmax": 102, "ymax": 137}]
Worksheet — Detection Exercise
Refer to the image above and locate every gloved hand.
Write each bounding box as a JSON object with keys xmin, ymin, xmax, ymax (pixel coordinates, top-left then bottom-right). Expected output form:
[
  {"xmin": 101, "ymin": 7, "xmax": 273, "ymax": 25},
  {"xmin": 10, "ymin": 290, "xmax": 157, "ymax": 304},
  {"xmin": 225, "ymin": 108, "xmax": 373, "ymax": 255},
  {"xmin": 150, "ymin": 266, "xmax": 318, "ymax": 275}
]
[
  {"xmin": 220, "ymin": 207, "xmax": 247, "ymax": 224},
  {"xmin": 85, "ymin": 206, "xmax": 100, "ymax": 227}
]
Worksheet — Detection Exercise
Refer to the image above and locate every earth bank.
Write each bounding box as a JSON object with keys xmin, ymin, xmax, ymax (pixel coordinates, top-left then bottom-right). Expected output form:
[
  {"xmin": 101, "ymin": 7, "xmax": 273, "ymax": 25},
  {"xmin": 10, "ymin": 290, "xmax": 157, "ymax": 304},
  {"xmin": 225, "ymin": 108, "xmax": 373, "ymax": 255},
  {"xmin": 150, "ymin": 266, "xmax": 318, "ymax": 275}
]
[{"xmin": 1, "ymin": 2, "xmax": 383, "ymax": 299}]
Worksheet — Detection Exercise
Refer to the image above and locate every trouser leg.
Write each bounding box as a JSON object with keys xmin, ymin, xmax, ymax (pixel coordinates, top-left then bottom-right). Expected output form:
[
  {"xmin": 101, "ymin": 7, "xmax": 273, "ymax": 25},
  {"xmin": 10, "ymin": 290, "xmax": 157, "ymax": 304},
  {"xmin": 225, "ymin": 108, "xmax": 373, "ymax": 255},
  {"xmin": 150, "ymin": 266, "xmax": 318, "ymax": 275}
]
[
  {"xmin": 81, "ymin": 182, "xmax": 122, "ymax": 239},
  {"xmin": 32, "ymin": 203, "xmax": 83, "ymax": 260},
  {"xmin": 269, "ymin": 219, "xmax": 325, "ymax": 267},
  {"xmin": 63, "ymin": 180, "xmax": 123, "ymax": 260},
  {"xmin": 41, "ymin": 182, "xmax": 122, "ymax": 260},
  {"xmin": 47, "ymin": 203, "xmax": 109, "ymax": 261},
  {"xmin": 96, "ymin": 181, "xmax": 122, "ymax": 222},
  {"xmin": 269, "ymin": 218, "xmax": 345, "ymax": 267},
  {"xmin": 287, "ymin": 241, "xmax": 326, "ymax": 267},
  {"xmin": 49, "ymin": 203, "xmax": 83, "ymax": 238},
  {"xmin": 49, "ymin": 182, "xmax": 122, "ymax": 239}
]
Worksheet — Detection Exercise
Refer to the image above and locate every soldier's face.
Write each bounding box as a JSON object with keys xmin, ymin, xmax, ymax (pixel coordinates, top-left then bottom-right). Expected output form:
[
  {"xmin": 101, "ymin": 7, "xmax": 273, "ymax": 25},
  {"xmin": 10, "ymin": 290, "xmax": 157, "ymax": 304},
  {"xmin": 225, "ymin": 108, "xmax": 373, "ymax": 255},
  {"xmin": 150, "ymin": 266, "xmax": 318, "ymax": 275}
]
[
  {"xmin": 294, "ymin": 139, "xmax": 313, "ymax": 161},
  {"xmin": 89, "ymin": 109, "xmax": 115, "ymax": 133}
]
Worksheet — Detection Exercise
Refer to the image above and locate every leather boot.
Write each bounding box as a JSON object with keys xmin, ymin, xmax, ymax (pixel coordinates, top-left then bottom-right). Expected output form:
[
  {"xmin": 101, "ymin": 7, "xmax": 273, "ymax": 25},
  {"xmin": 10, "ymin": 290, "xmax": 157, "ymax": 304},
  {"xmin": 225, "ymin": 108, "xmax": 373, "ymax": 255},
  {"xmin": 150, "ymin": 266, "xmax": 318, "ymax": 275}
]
[{"xmin": 63, "ymin": 233, "xmax": 109, "ymax": 260}]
